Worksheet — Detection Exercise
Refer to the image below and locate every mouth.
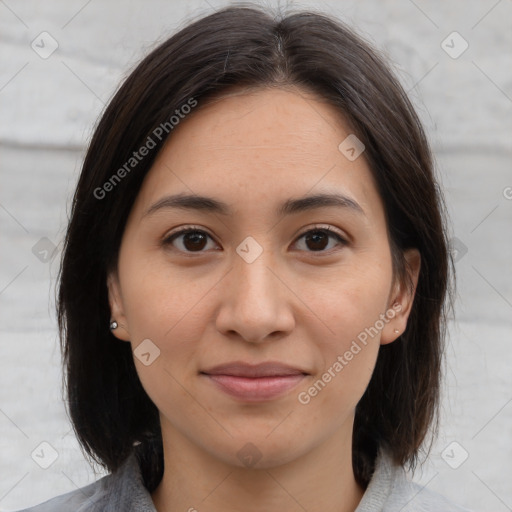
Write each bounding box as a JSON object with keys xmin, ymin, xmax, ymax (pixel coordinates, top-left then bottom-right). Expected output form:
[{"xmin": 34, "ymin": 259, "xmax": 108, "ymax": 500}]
[{"xmin": 200, "ymin": 361, "xmax": 309, "ymax": 402}]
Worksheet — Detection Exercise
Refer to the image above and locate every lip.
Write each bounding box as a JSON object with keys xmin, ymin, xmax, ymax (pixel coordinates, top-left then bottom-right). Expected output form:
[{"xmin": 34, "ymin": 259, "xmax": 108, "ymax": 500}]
[
  {"xmin": 200, "ymin": 361, "xmax": 308, "ymax": 402},
  {"xmin": 202, "ymin": 361, "xmax": 308, "ymax": 377}
]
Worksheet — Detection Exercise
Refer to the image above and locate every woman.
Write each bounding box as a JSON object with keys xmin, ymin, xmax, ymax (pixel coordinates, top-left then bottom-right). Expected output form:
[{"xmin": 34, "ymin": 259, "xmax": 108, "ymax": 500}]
[{"xmin": 18, "ymin": 4, "xmax": 472, "ymax": 511}]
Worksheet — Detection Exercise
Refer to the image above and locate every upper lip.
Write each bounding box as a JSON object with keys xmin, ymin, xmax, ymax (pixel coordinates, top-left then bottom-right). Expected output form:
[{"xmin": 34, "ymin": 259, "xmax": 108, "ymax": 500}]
[{"xmin": 201, "ymin": 361, "xmax": 308, "ymax": 378}]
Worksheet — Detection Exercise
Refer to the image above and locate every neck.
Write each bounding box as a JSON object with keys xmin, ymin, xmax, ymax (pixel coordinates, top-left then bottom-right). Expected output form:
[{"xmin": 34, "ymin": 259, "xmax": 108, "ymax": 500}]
[{"xmin": 151, "ymin": 418, "xmax": 365, "ymax": 512}]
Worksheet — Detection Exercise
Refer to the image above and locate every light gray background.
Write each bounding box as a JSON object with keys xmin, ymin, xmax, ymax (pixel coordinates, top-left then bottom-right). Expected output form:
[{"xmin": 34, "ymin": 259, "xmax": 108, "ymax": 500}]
[{"xmin": 1, "ymin": 0, "xmax": 511, "ymax": 510}]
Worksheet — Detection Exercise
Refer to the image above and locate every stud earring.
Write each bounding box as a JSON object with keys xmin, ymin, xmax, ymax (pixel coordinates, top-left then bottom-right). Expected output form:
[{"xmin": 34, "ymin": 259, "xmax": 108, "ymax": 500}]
[
  {"xmin": 110, "ymin": 320, "xmax": 118, "ymax": 330},
  {"xmin": 394, "ymin": 329, "xmax": 400, "ymax": 334}
]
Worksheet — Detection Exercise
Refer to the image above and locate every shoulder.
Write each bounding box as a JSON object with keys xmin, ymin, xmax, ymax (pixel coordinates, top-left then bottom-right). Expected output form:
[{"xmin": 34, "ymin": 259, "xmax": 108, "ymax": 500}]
[
  {"xmin": 13, "ymin": 477, "xmax": 109, "ymax": 512},
  {"xmin": 356, "ymin": 450, "xmax": 475, "ymax": 512},
  {"xmin": 386, "ymin": 477, "xmax": 474, "ymax": 512},
  {"xmin": 13, "ymin": 454, "xmax": 156, "ymax": 512}
]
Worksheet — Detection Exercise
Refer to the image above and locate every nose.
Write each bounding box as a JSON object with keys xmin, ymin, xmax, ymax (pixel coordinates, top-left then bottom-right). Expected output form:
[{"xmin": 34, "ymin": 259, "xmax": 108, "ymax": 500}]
[{"xmin": 215, "ymin": 247, "xmax": 295, "ymax": 344}]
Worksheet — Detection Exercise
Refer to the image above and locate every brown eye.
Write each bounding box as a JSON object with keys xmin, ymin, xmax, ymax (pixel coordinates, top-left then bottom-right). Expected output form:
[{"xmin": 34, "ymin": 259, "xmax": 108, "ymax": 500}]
[
  {"xmin": 163, "ymin": 225, "xmax": 347, "ymax": 256},
  {"xmin": 163, "ymin": 228, "xmax": 217, "ymax": 253},
  {"xmin": 294, "ymin": 227, "xmax": 347, "ymax": 253}
]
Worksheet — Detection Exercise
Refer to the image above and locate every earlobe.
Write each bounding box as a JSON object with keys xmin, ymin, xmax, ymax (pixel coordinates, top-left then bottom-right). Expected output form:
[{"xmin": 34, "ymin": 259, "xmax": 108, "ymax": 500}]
[
  {"xmin": 381, "ymin": 248, "xmax": 421, "ymax": 345},
  {"xmin": 106, "ymin": 270, "xmax": 131, "ymax": 342}
]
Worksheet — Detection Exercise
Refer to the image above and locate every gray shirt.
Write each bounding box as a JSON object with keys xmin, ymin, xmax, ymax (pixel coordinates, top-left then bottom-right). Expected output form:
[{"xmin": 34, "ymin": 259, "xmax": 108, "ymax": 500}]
[{"xmin": 16, "ymin": 450, "xmax": 472, "ymax": 512}]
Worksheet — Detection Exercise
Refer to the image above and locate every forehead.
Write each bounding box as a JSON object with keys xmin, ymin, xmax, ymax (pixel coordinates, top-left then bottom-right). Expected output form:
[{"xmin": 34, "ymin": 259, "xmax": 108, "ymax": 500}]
[{"xmin": 130, "ymin": 86, "xmax": 384, "ymax": 223}]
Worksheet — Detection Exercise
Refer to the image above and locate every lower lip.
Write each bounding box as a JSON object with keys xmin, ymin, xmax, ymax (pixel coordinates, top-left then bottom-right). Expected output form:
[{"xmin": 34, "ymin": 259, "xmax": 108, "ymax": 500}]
[{"xmin": 203, "ymin": 374, "xmax": 306, "ymax": 402}]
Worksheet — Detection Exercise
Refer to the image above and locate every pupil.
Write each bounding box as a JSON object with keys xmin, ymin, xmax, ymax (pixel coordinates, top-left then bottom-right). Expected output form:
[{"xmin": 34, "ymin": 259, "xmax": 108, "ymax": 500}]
[
  {"xmin": 307, "ymin": 231, "xmax": 327, "ymax": 251},
  {"xmin": 185, "ymin": 232, "xmax": 206, "ymax": 251}
]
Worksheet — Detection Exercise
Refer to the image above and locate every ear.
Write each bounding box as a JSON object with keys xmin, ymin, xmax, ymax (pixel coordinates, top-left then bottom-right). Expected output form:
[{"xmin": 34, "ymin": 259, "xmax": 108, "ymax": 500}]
[
  {"xmin": 106, "ymin": 269, "xmax": 131, "ymax": 342},
  {"xmin": 380, "ymin": 248, "xmax": 421, "ymax": 345}
]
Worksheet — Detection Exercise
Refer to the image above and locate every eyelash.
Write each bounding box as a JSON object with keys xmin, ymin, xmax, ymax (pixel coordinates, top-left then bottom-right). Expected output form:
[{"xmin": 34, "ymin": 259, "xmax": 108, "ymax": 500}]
[{"xmin": 161, "ymin": 225, "xmax": 348, "ymax": 256}]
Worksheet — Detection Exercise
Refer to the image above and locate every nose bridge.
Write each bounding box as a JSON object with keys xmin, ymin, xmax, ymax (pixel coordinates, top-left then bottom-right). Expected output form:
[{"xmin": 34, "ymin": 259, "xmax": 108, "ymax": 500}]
[
  {"xmin": 216, "ymin": 238, "xmax": 293, "ymax": 342},
  {"xmin": 233, "ymin": 239, "xmax": 281, "ymax": 311}
]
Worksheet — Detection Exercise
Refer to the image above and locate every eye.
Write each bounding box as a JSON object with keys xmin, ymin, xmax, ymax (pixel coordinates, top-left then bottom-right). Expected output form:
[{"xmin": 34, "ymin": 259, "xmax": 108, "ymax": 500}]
[
  {"xmin": 293, "ymin": 226, "xmax": 348, "ymax": 253},
  {"xmin": 162, "ymin": 225, "xmax": 348, "ymax": 255},
  {"xmin": 162, "ymin": 226, "xmax": 219, "ymax": 253}
]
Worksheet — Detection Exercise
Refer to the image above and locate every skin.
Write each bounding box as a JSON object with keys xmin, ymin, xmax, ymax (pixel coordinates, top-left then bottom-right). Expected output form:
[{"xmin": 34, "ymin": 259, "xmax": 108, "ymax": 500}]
[{"xmin": 107, "ymin": 85, "xmax": 420, "ymax": 512}]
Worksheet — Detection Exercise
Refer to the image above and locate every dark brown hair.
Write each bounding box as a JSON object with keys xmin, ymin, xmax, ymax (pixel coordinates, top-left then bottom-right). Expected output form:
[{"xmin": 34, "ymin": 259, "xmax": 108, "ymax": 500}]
[{"xmin": 57, "ymin": 3, "xmax": 453, "ymax": 491}]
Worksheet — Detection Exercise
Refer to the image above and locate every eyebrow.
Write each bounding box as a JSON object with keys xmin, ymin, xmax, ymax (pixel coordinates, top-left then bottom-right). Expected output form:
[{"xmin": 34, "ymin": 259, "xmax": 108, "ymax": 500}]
[{"xmin": 143, "ymin": 192, "xmax": 365, "ymax": 218}]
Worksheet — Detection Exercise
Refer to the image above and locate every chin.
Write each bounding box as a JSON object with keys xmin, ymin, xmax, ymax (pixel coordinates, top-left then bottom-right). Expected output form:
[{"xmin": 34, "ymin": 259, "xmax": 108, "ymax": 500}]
[{"xmin": 210, "ymin": 429, "xmax": 315, "ymax": 470}]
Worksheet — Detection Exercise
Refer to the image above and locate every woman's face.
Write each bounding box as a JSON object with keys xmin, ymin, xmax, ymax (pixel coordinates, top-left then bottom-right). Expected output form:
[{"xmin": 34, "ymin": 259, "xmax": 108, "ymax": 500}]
[{"xmin": 108, "ymin": 86, "xmax": 419, "ymax": 469}]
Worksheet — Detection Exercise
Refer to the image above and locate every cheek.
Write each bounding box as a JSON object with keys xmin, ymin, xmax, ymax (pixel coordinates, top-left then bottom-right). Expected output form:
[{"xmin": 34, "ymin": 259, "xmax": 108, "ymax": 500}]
[
  {"xmin": 307, "ymin": 258, "xmax": 392, "ymax": 342},
  {"xmin": 298, "ymin": 264, "xmax": 391, "ymax": 407},
  {"xmin": 120, "ymin": 249, "xmax": 206, "ymax": 339},
  {"xmin": 118, "ymin": 253, "xmax": 213, "ymax": 405},
  {"xmin": 122, "ymin": 260, "xmax": 209, "ymax": 419}
]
